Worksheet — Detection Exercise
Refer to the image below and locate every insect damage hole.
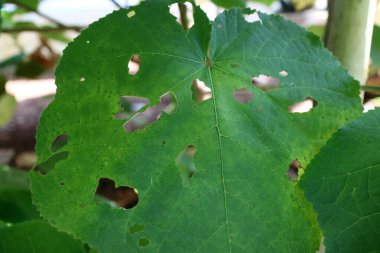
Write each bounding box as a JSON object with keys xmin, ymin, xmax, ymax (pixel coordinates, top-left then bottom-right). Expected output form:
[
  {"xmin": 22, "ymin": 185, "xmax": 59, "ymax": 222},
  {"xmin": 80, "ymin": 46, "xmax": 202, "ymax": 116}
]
[
  {"xmin": 80, "ymin": 77, "xmax": 85, "ymax": 82},
  {"xmin": 192, "ymin": 79, "xmax": 212, "ymax": 103},
  {"xmin": 176, "ymin": 145, "xmax": 197, "ymax": 186},
  {"xmin": 128, "ymin": 55, "xmax": 140, "ymax": 75},
  {"xmin": 279, "ymin": 70, "xmax": 288, "ymax": 77},
  {"xmin": 50, "ymin": 134, "xmax": 69, "ymax": 152},
  {"xmin": 233, "ymin": 88, "xmax": 253, "ymax": 104},
  {"xmin": 124, "ymin": 92, "xmax": 177, "ymax": 132},
  {"xmin": 114, "ymin": 96, "xmax": 150, "ymax": 120},
  {"xmin": 288, "ymin": 97, "xmax": 317, "ymax": 113},
  {"xmin": 34, "ymin": 152, "xmax": 69, "ymax": 175},
  {"xmin": 95, "ymin": 178, "xmax": 138, "ymax": 209},
  {"xmin": 169, "ymin": 2, "xmax": 194, "ymax": 30},
  {"xmin": 252, "ymin": 75, "xmax": 280, "ymax": 91},
  {"xmin": 243, "ymin": 11, "xmax": 262, "ymax": 24},
  {"xmin": 287, "ymin": 160, "xmax": 300, "ymax": 181}
]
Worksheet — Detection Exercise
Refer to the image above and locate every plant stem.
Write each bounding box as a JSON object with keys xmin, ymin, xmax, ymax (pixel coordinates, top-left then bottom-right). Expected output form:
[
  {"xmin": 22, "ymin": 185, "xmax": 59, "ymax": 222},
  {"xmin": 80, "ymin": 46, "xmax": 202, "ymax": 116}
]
[
  {"xmin": 11, "ymin": 0, "xmax": 69, "ymax": 29},
  {"xmin": 325, "ymin": 0, "xmax": 377, "ymax": 85},
  {"xmin": 178, "ymin": 3, "xmax": 189, "ymax": 31},
  {"xmin": 109, "ymin": 0, "xmax": 122, "ymax": 8}
]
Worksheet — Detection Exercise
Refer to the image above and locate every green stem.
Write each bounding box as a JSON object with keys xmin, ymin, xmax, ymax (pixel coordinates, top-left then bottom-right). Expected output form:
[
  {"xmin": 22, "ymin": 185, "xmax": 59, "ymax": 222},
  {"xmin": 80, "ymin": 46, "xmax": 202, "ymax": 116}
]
[
  {"xmin": 11, "ymin": 0, "xmax": 69, "ymax": 29},
  {"xmin": 325, "ymin": 0, "xmax": 377, "ymax": 85},
  {"xmin": 109, "ymin": 0, "xmax": 122, "ymax": 8}
]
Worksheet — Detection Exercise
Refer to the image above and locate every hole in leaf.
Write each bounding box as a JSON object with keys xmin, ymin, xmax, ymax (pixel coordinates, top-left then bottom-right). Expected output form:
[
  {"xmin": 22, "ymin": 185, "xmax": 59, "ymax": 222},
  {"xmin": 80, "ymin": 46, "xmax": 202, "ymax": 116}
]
[
  {"xmin": 129, "ymin": 224, "xmax": 145, "ymax": 234},
  {"xmin": 287, "ymin": 160, "xmax": 299, "ymax": 181},
  {"xmin": 233, "ymin": 88, "xmax": 253, "ymax": 104},
  {"xmin": 192, "ymin": 79, "xmax": 212, "ymax": 103},
  {"xmin": 128, "ymin": 55, "xmax": 140, "ymax": 75},
  {"xmin": 34, "ymin": 152, "xmax": 69, "ymax": 175},
  {"xmin": 279, "ymin": 70, "xmax": 288, "ymax": 77},
  {"xmin": 80, "ymin": 77, "xmax": 85, "ymax": 82},
  {"xmin": 114, "ymin": 96, "xmax": 150, "ymax": 120},
  {"xmin": 252, "ymin": 75, "xmax": 280, "ymax": 91},
  {"xmin": 176, "ymin": 145, "xmax": 196, "ymax": 186},
  {"xmin": 127, "ymin": 10, "xmax": 136, "ymax": 18},
  {"xmin": 50, "ymin": 134, "xmax": 68, "ymax": 152},
  {"xmin": 124, "ymin": 92, "xmax": 177, "ymax": 132},
  {"xmin": 243, "ymin": 11, "xmax": 262, "ymax": 23},
  {"xmin": 138, "ymin": 237, "xmax": 150, "ymax": 247},
  {"xmin": 169, "ymin": 2, "xmax": 194, "ymax": 30},
  {"xmin": 288, "ymin": 97, "xmax": 317, "ymax": 113},
  {"xmin": 95, "ymin": 178, "xmax": 138, "ymax": 209}
]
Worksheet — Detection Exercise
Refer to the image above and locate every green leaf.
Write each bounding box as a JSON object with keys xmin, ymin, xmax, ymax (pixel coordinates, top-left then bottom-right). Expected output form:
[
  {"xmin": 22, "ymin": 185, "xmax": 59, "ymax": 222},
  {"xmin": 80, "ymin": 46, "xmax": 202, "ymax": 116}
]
[
  {"xmin": 31, "ymin": 1, "xmax": 362, "ymax": 252},
  {"xmin": 0, "ymin": 220, "xmax": 87, "ymax": 253},
  {"xmin": 5, "ymin": 0, "xmax": 39, "ymax": 11},
  {"xmin": 0, "ymin": 189, "xmax": 40, "ymax": 223},
  {"xmin": 0, "ymin": 93, "xmax": 16, "ymax": 127},
  {"xmin": 15, "ymin": 59, "xmax": 45, "ymax": 78},
  {"xmin": 301, "ymin": 108, "xmax": 380, "ymax": 253},
  {"xmin": 0, "ymin": 167, "xmax": 40, "ymax": 223},
  {"xmin": 211, "ymin": 0, "xmax": 246, "ymax": 8},
  {"xmin": 307, "ymin": 25, "xmax": 325, "ymax": 38},
  {"xmin": 0, "ymin": 75, "xmax": 6, "ymax": 94},
  {"xmin": 0, "ymin": 166, "xmax": 29, "ymax": 191},
  {"xmin": 251, "ymin": 0, "xmax": 276, "ymax": 6},
  {"xmin": 0, "ymin": 53, "xmax": 26, "ymax": 69}
]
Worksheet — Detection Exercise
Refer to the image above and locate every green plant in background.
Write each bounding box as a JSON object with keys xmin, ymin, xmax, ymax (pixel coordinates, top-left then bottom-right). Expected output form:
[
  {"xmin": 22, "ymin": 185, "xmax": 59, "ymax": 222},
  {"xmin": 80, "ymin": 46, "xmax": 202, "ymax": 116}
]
[
  {"xmin": 27, "ymin": 0, "xmax": 380, "ymax": 252},
  {"xmin": 0, "ymin": 166, "xmax": 89, "ymax": 252}
]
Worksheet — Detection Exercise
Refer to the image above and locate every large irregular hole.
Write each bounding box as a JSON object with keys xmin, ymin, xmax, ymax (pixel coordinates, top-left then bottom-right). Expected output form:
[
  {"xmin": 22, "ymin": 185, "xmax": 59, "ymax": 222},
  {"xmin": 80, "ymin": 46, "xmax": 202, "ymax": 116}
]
[
  {"xmin": 288, "ymin": 97, "xmax": 317, "ymax": 113},
  {"xmin": 95, "ymin": 178, "xmax": 138, "ymax": 209},
  {"xmin": 287, "ymin": 159, "xmax": 299, "ymax": 181},
  {"xmin": 233, "ymin": 88, "xmax": 253, "ymax": 104},
  {"xmin": 115, "ymin": 96, "xmax": 150, "ymax": 120},
  {"xmin": 124, "ymin": 92, "xmax": 177, "ymax": 132},
  {"xmin": 192, "ymin": 79, "xmax": 212, "ymax": 103},
  {"xmin": 128, "ymin": 55, "xmax": 140, "ymax": 76},
  {"xmin": 243, "ymin": 11, "xmax": 262, "ymax": 24},
  {"xmin": 50, "ymin": 134, "xmax": 68, "ymax": 152},
  {"xmin": 175, "ymin": 145, "xmax": 196, "ymax": 186},
  {"xmin": 169, "ymin": 2, "xmax": 194, "ymax": 30},
  {"xmin": 252, "ymin": 75, "xmax": 280, "ymax": 91},
  {"xmin": 34, "ymin": 151, "xmax": 69, "ymax": 175}
]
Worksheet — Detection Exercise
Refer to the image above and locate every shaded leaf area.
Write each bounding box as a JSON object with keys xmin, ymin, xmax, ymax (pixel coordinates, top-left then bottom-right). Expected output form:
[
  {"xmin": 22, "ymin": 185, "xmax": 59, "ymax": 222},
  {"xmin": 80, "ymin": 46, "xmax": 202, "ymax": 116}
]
[
  {"xmin": 31, "ymin": 1, "xmax": 361, "ymax": 252},
  {"xmin": 0, "ymin": 167, "xmax": 92, "ymax": 252},
  {"xmin": 0, "ymin": 166, "xmax": 40, "ymax": 223},
  {"xmin": 0, "ymin": 221, "xmax": 87, "ymax": 253},
  {"xmin": 301, "ymin": 108, "xmax": 380, "ymax": 253}
]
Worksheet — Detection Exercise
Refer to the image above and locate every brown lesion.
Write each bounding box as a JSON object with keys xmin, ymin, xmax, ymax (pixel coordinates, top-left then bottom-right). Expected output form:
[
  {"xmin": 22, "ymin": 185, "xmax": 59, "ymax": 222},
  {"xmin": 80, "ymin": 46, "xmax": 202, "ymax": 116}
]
[
  {"xmin": 95, "ymin": 178, "xmax": 139, "ymax": 209},
  {"xmin": 204, "ymin": 55, "xmax": 211, "ymax": 67}
]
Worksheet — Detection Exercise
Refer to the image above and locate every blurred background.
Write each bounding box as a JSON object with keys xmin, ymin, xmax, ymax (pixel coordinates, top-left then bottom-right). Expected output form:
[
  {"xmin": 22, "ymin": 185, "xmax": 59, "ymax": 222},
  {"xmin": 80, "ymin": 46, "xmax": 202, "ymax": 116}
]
[{"xmin": 0, "ymin": 0, "xmax": 380, "ymax": 251}]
